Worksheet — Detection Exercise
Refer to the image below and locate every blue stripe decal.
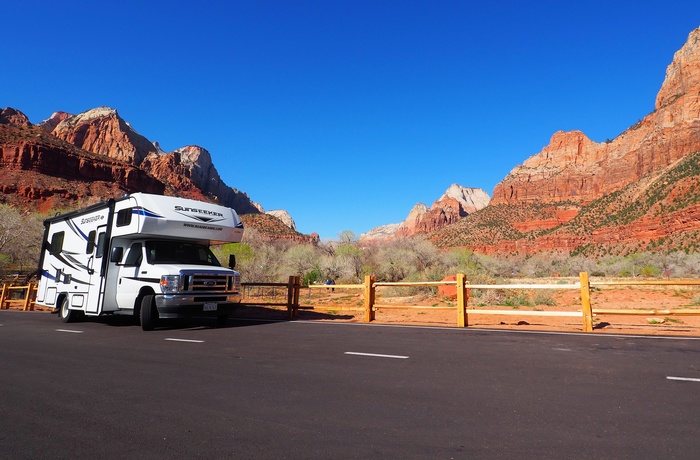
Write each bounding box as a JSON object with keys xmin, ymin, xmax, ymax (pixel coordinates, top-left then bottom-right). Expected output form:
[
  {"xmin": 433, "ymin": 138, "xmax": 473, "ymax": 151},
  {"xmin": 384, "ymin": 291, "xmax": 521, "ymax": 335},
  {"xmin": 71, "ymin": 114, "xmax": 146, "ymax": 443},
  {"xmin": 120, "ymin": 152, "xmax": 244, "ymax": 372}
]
[
  {"xmin": 133, "ymin": 207, "xmax": 163, "ymax": 218},
  {"xmin": 67, "ymin": 219, "xmax": 89, "ymax": 241}
]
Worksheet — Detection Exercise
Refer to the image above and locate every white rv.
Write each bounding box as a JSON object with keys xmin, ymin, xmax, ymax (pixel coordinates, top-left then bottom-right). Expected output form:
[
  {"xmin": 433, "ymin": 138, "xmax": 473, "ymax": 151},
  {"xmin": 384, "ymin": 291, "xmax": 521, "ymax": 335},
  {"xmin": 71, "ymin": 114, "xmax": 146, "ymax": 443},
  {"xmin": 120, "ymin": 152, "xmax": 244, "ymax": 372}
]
[{"xmin": 35, "ymin": 193, "xmax": 244, "ymax": 330}]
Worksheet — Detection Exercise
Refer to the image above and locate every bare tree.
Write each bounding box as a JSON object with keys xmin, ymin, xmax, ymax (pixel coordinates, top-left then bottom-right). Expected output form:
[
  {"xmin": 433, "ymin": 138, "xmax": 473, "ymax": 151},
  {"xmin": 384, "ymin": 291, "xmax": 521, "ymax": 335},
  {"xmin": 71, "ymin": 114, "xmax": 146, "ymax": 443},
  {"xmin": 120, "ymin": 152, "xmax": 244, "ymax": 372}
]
[
  {"xmin": 0, "ymin": 205, "xmax": 23, "ymax": 254},
  {"xmin": 0, "ymin": 206, "xmax": 44, "ymax": 275},
  {"xmin": 281, "ymin": 244, "xmax": 319, "ymax": 279},
  {"xmin": 337, "ymin": 230, "xmax": 357, "ymax": 244}
]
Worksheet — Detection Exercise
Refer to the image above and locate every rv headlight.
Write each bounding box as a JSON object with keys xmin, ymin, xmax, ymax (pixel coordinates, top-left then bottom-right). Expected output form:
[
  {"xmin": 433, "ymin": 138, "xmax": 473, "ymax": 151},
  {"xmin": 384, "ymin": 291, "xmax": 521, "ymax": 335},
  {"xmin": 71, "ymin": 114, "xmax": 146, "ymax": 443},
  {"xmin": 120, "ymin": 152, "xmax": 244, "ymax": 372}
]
[{"xmin": 160, "ymin": 275, "xmax": 181, "ymax": 293}]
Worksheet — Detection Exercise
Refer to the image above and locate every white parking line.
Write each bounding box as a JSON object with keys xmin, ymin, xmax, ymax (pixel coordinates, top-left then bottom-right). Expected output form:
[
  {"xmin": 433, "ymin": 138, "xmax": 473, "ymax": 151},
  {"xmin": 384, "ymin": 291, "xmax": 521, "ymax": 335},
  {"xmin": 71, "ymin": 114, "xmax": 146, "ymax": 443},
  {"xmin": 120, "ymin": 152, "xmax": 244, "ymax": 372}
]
[
  {"xmin": 667, "ymin": 376, "xmax": 700, "ymax": 383},
  {"xmin": 290, "ymin": 320, "xmax": 700, "ymax": 341},
  {"xmin": 165, "ymin": 338, "xmax": 204, "ymax": 343},
  {"xmin": 345, "ymin": 352, "xmax": 409, "ymax": 359},
  {"xmin": 56, "ymin": 329, "xmax": 83, "ymax": 334}
]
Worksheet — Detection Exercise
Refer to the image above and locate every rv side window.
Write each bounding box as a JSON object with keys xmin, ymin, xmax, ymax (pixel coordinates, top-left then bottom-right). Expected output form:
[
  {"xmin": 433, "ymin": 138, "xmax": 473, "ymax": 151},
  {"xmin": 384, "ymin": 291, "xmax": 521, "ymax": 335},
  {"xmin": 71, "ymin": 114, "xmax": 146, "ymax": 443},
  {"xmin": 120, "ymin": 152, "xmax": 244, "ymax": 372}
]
[
  {"xmin": 49, "ymin": 232, "xmax": 65, "ymax": 255},
  {"xmin": 124, "ymin": 243, "xmax": 143, "ymax": 266},
  {"xmin": 96, "ymin": 232, "xmax": 106, "ymax": 258},
  {"xmin": 86, "ymin": 231, "xmax": 96, "ymax": 254},
  {"xmin": 116, "ymin": 208, "xmax": 133, "ymax": 227},
  {"xmin": 49, "ymin": 232, "xmax": 66, "ymax": 255}
]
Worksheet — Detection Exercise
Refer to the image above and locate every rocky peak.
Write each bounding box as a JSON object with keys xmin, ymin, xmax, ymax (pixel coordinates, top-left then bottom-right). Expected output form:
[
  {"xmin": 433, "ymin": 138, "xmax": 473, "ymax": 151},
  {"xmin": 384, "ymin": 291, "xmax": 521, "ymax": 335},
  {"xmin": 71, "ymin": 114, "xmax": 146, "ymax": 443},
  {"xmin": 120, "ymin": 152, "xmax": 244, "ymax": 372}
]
[
  {"xmin": 0, "ymin": 108, "xmax": 31, "ymax": 127},
  {"xmin": 492, "ymin": 26, "xmax": 700, "ymax": 207},
  {"xmin": 140, "ymin": 145, "xmax": 259, "ymax": 214},
  {"xmin": 360, "ymin": 223, "xmax": 402, "ymax": 240},
  {"xmin": 266, "ymin": 210, "xmax": 296, "ymax": 230},
  {"xmin": 51, "ymin": 106, "xmax": 157, "ymax": 165},
  {"xmin": 440, "ymin": 184, "xmax": 491, "ymax": 213},
  {"xmin": 404, "ymin": 202, "xmax": 430, "ymax": 227},
  {"xmin": 174, "ymin": 145, "xmax": 215, "ymax": 188},
  {"xmin": 1, "ymin": 105, "xmax": 262, "ymax": 218},
  {"xmin": 362, "ymin": 185, "xmax": 490, "ymax": 240},
  {"xmin": 152, "ymin": 141, "xmax": 167, "ymax": 155},
  {"xmin": 656, "ymin": 27, "xmax": 700, "ymax": 109},
  {"xmin": 39, "ymin": 111, "xmax": 72, "ymax": 132}
]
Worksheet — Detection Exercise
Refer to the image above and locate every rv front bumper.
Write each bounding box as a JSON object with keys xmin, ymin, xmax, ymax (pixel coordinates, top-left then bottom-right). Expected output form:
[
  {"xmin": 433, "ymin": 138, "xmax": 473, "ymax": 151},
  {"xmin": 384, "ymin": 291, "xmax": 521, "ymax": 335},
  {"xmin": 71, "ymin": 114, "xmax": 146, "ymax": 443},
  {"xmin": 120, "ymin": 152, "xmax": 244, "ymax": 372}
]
[{"xmin": 154, "ymin": 293, "xmax": 242, "ymax": 318}]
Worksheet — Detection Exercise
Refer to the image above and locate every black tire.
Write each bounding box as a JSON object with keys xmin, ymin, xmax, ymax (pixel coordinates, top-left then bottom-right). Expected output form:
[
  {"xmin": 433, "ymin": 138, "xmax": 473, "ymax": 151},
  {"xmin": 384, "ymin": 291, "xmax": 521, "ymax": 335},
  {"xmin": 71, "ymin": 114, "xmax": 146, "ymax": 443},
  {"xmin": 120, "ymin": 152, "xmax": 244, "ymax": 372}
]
[
  {"xmin": 216, "ymin": 314, "xmax": 228, "ymax": 327},
  {"xmin": 59, "ymin": 297, "xmax": 76, "ymax": 323},
  {"xmin": 133, "ymin": 296, "xmax": 143, "ymax": 325},
  {"xmin": 140, "ymin": 295, "xmax": 158, "ymax": 331}
]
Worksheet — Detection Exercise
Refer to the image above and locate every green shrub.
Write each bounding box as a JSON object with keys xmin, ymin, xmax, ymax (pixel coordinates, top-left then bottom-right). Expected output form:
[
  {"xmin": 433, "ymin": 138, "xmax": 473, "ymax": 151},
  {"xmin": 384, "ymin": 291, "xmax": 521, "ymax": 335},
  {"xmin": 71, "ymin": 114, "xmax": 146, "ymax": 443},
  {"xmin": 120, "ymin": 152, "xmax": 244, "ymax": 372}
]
[{"xmin": 534, "ymin": 292, "xmax": 557, "ymax": 306}]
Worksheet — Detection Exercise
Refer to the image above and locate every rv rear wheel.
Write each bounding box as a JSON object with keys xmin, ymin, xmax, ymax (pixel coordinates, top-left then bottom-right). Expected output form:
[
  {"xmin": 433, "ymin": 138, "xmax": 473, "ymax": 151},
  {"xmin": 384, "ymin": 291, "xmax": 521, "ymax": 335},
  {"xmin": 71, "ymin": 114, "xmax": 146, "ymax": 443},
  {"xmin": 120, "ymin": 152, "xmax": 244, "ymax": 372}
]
[
  {"xmin": 59, "ymin": 297, "xmax": 76, "ymax": 323},
  {"xmin": 140, "ymin": 295, "xmax": 158, "ymax": 331}
]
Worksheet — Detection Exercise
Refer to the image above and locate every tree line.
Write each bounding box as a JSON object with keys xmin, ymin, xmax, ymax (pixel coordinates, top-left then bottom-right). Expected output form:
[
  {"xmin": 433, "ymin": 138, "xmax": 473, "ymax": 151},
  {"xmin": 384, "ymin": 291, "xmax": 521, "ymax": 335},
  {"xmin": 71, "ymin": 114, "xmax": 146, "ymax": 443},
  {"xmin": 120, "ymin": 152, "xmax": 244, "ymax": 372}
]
[
  {"xmin": 212, "ymin": 228, "xmax": 700, "ymax": 286},
  {"xmin": 2, "ymin": 203, "xmax": 700, "ymax": 286}
]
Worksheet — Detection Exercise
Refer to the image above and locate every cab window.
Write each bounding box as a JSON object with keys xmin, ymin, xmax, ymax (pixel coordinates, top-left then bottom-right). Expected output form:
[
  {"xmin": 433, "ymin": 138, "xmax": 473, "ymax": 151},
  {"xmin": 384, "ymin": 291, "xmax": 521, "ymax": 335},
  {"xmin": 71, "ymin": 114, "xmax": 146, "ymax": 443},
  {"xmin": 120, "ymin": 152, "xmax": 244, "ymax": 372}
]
[{"xmin": 124, "ymin": 243, "xmax": 143, "ymax": 266}]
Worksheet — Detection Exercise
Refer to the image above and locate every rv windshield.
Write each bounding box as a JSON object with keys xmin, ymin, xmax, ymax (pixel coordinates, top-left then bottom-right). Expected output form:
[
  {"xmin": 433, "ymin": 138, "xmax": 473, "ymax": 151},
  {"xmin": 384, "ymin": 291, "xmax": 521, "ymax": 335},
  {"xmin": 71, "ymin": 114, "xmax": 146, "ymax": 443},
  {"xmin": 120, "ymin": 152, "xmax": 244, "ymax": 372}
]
[{"xmin": 145, "ymin": 241, "xmax": 221, "ymax": 267}]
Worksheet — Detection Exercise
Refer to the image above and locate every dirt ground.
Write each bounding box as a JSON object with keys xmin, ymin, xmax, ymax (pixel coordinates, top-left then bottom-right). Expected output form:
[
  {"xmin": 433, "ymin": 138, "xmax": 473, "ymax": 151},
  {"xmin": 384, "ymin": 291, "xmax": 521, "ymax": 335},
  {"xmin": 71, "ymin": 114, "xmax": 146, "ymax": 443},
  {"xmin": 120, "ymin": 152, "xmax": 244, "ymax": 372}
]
[
  {"xmin": 238, "ymin": 284, "xmax": 700, "ymax": 337},
  {"xmin": 8, "ymin": 283, "xmax": 699, "ymax": 337}
]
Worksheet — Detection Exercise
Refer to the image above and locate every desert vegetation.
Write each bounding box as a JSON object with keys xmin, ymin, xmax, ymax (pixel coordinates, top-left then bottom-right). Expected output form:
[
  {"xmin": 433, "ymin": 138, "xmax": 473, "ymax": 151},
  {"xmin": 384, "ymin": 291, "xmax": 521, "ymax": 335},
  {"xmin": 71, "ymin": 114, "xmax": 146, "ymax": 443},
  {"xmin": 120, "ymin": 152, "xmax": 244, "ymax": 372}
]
[
  {"xmin": 210, "ymin": 228, "xmax": 700, "ymax": 286},
  {"xmin": 0, "ymin": 204, "xmax": 44, "ymax": 278},
  {"xmin": 2, "ymin": 203, "xmax": 700, "ymax": 294}
]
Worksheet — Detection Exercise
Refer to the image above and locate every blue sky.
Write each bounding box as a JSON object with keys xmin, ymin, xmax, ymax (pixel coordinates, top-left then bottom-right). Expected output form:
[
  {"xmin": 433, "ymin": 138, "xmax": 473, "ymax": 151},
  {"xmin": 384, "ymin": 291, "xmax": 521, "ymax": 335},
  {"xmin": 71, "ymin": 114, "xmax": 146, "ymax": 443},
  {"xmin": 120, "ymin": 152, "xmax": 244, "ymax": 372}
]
[{"xmin": 3, "ymin": 1, "xmax": 699, "ymax": 240}]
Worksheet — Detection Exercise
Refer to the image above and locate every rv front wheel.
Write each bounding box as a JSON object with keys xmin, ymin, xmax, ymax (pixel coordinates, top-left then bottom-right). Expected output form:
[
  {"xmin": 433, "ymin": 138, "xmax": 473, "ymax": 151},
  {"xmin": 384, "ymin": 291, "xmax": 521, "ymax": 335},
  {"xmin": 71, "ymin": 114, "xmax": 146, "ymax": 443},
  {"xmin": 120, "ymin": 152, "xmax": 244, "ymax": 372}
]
[
  {"xmin": 140, "ymin": 295, "xmax": 158, "ymax": 331},
  {"xmin": 59, "ymin": 298, "xmax": 75, "ymax": 323}
]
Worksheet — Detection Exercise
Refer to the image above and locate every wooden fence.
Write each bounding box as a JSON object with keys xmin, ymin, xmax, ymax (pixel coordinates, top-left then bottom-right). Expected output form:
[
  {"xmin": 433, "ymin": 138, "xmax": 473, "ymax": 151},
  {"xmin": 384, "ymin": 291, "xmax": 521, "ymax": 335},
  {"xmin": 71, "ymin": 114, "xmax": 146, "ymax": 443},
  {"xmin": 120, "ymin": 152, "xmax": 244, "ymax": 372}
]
[
  {"xmin": 0, "ymin": 283, "xmax": 37, "ymax": 311},
  {"xmin": 6, "ymin": 275, "xmax": 700, "ymax": 333},
  {"xmin": 241, "ymin": 276, "xmax": 301, "ymax": 318},
  {"xmin": 307, "ymin": 273, "xmax": 700, "ymax": 332}
]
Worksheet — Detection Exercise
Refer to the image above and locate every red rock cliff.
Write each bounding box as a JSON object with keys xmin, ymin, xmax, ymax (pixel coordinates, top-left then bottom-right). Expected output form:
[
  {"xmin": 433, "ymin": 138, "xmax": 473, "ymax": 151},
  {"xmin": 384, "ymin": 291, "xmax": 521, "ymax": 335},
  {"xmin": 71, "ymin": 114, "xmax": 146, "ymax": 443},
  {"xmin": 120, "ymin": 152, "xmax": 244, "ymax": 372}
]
[
  {"xmin": 492, "ymin": 27, "xmax": 700, "ymax": 206},
  {"xmin": 50, "ymin": 107, "xmax": 157, "ymax": 166}
]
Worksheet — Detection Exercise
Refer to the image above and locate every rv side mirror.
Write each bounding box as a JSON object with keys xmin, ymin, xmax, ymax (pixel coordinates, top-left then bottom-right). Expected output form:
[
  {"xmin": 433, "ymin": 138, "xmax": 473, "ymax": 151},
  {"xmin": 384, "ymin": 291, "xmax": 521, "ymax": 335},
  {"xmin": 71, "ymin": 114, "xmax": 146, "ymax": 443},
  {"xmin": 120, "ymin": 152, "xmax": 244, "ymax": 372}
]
[
  {"xmin": 110, "ymin": 247, "xmax": 124, "ymax": 263},
  {"xmin": 228, "ymin": 254, "xmax": 236, "ymax": 269}
]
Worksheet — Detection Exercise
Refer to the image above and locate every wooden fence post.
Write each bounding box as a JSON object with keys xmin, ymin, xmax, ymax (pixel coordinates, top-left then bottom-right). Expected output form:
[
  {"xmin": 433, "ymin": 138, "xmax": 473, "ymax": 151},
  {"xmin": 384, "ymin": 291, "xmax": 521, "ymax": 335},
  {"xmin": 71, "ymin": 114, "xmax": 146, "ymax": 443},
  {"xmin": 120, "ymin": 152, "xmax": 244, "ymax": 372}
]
[
  {"xmin": 23, "ymin": 284, "xmax": 35, "ymax": 311},
  {"xmin": 0, "ymin": 284, "xmax": 7, "ymax": 310},
  {"xmin": 456, "ymin": 273, "xmax": 469, "ymax": 328},
  {"xmin": 293, "ymin": 276, "xmax": 300, "ymax": 317},
  {"xmin": 363, "ymin": 275, "xmax": 376, "ymax": 323},
  {"xmin": 580, "ymin": 272, "xmax": 593, "ymax": 332},
  {"xmin": 287, "ymin": 275, "xmax": 298, "ymax": 319}
]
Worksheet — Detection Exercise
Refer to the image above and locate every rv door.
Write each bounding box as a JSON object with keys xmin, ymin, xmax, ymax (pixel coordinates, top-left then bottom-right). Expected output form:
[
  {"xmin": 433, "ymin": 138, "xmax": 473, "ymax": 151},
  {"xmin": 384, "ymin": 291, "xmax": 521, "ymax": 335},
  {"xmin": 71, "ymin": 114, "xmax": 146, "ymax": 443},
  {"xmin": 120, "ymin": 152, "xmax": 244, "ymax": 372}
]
[
  {"xmin": 84, "ymin": 226, "xmax": 108, "ymax": 314},
  {"xmin": 114, "ymin": 242, "xmax": 146, "ymax": 311}
]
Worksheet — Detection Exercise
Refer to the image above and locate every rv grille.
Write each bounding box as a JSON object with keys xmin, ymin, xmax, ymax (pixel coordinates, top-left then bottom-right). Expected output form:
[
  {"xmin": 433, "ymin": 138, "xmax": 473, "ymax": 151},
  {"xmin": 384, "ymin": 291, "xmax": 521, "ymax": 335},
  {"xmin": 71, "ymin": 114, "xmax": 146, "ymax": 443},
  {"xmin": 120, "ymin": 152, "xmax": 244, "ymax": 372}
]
[{"xmin": 186, "ymin": 274, "xmax": 234, "ymax": 292}]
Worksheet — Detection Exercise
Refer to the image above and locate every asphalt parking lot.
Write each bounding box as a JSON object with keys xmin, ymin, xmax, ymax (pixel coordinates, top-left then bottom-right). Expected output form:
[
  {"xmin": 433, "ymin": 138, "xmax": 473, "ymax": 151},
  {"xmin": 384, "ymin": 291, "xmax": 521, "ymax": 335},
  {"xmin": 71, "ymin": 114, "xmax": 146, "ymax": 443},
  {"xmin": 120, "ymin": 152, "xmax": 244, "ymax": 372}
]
[{"xmin": 1, "ymin": 310, "xmax": 699, "ymax": 459}]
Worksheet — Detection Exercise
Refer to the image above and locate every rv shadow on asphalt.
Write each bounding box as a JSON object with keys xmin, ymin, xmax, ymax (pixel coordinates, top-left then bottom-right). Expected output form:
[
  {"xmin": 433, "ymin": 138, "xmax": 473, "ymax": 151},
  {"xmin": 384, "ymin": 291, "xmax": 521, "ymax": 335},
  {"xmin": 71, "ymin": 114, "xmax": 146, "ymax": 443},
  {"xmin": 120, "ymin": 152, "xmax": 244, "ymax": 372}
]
[
  {"xmin": 230, "ymin": 305, "xmax": 355, "ymax": 323},
  {"xmin": 64, "ymin": 306, "xmax": 354, "ymax": 331}
]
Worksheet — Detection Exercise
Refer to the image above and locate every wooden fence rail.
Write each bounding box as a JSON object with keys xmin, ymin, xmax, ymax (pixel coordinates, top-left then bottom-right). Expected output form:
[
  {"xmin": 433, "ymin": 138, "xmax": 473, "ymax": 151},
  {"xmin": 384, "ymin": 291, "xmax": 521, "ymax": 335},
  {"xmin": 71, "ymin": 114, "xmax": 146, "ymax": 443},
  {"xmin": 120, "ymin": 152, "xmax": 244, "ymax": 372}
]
[
  {"xmin": 0, "ymin": 283, "xmax": 37, "ymax": 311},
  {"xmin": 241, "ymin": 276, "xmax": 301, "ymax": 318},
  {"xmin": 6, "ymin": 275, "xmax": 700, "ymax": 333},
  {"xmin": 309, "ymin": 273, "xmax": 700, "ymax": 332}
]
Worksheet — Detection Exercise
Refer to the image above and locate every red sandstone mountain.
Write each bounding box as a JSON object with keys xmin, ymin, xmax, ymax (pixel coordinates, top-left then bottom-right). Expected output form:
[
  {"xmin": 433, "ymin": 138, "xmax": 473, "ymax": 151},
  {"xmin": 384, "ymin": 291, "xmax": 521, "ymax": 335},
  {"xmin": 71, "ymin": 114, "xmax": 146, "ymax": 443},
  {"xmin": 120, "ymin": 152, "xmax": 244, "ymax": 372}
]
[
  {"xmin": 0, "ymin": 107, "xmax": 310, "ymax": 242},
  {"xmin": 140, "ymin": 145, "xmax": 260, "ymax": 214},
  {"xmin": 432, "ymin": 26, "xmax": 700, "ymax": 255},
  {"xmin": 3, "ymin": 26, "xmax": 700, "ymax": 251},
  {"xmin": 492, "ymin": 28, "xmax": 700, "ymax": 206},
  {"xmin": 49, "ymin": 107, "xmax": 158, "ymax": 166},
  {"xmin": 0, "ymin": 108, "xmax": 31, "ymax": 127},
  {"xmin": 0, "ymin": 118, "xmax": 164, "ymax": 212},
  {"xmin": 362, "ymin": 184, "xmax": 490, "ymax": 240}
]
